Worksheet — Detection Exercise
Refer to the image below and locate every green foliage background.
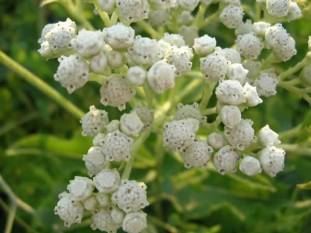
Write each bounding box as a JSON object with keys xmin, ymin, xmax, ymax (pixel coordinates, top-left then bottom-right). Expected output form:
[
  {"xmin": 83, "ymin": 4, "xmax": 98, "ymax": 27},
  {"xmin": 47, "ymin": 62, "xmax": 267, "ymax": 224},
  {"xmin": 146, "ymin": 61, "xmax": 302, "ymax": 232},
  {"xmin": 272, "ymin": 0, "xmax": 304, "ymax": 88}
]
[{"xmin": 0, "ymin": 0, "xmax": 311, "ymax": 233}]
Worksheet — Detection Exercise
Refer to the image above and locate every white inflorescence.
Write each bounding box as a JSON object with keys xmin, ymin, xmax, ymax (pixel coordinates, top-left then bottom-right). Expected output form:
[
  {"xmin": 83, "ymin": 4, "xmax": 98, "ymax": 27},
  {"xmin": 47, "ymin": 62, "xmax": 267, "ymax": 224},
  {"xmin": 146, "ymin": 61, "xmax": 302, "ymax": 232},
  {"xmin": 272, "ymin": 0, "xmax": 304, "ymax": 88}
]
[{"xmin": 41, "ymin": 0, "xmax": 299, "ymax": 231}]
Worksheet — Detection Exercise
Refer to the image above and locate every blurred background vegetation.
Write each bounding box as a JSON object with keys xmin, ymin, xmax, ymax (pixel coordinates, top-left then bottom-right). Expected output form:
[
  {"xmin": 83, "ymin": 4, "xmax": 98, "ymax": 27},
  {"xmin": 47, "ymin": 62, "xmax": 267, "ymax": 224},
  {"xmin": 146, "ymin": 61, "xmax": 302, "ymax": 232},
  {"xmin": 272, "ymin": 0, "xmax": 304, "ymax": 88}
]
[{"xmin": 0, "ymin": 0, "xmax": 311, "ymax": 233}]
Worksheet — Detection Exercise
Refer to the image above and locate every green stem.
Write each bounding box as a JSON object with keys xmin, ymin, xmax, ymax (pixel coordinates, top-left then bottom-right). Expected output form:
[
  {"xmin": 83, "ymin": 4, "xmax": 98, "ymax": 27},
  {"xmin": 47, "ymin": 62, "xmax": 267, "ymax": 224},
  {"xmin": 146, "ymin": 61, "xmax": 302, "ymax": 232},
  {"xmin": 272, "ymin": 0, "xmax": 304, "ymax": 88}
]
[
  {"xmin": 0, "ymin": 50, "xmax": 84, "ymax": 119},
  {"xmin": 136, "ymin": 21, "xmax": 162, "ymax": 39},
  {"xmin": 199, "ymin": 81, "xmax": 216, "ymax": 111},
  {"xmin": 91, "ymin": 0, "xmax": 112, "ymax": 26},
  {"xmin": 282, "ymin": 144, "xmax": 311, "ymax": 156},
  {"xmin": 4, "ymin": 203, "xmax": 16, "ymax": 233},
  {"xmin": 0, "ymin": 175, "xmax": 34, "ymax": 214},
  {"xmin": 278, "ymin": 55, "xmax": 310, "ymax": 81},
  {"xmin": 148, "ymin": 216, "xmax": 178, "ymax": 233},
  {"xmin": 280, "ymin": 125, "xmax": 302, "ymax": 140},
  {"xmin": 194, "ymin": 4, "xmax": 207, "ymax": 28}
]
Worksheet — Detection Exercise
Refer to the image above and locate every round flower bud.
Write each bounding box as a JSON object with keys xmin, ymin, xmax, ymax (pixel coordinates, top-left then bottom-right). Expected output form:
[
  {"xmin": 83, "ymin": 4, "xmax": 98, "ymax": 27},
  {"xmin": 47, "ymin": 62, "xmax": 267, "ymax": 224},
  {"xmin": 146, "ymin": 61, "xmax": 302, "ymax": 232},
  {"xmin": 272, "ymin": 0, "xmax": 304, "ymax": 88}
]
[
  {"xmin": 101, "ymin": 130, "xmax": 133, "ymax": 162},
  {"xmin": 181, "ymin": 139, "xmax": 214, "ymax": 168},
  {"xmin": 165, "ymin": 46, "xmax": 193, "ymax": 75},
  {"xmin": 220, "ymin": 48, "xmax": 241, "ymax": 64},
  {"xmin": 259, "ymin": 146, "xmax": 285, "ymax": 177},
  {"xmin": 239, "ymin": 156, "xmax": 262, "ymax": 176},
  {"xmin": 178, "ymin": 0, "xmax": 200, "ymax": 11},
  {"xmin": 38, "ymin": 18, "xmax": 76, "ymax": 58},
  {"xmin": 287, "ymin": 2, "xmax": 302, "ymax": 21},
  {"xmin": 91, "ymin": 209, "xmax": 120, "ymax": 232},
  {"xmin": 227, "ymin": 63, "xmax": 249, "ymax": 84},
  {"xmin": 207, "ymin": 132, "xmax": 226, "ymax": 150},
  {"xmin": 235, "ymin": 19, "xmax": 253, "ymax": 36},
  {"xmin": 179, "ymin": 25, "xmax": 198, "ymax": 46},
  {"xmin": 67, "ymin": 176, "xmax": 94, "ymax": 200},
  {"xmin": 116, "ymin": 0, "xmax": 150, "ymax": 23},
  {"xmin": 71, "ymin": 30, "xmax": 105, "ymax": 57},
  {"xmin": 177, "ymin": 11, "xmax": 194, "ymax": 25},
  {"xmin": 220, "ymin": 105, "xmax": 242, "ymax": 128},
  {"xmin": 96, "ymin": 193, "xmax": 110, "ymax": 207},
  {"xmin": 147, "ymin": 60, "xmax": 176, "ymax": 93},
  {"xmin": 254, "ymin": 71, "xmax": 278, "ymax": 97},
  {"xmin": 122, "ymin": 212, "xmax": 147, "ymax": 233},
  {"xmin": 107, "ymin": 49, "xmax": 124, "ymax": 68},
  {"xmin": 54, "ymin": 55, "xmax": 89, "ymax": 93},
  {"xmin": 163, "ymin": 118, "xmax": 200, "ymax": 152},
  {"xmin": 128, "ymin": 36, "xmax": 163, "ymax": 67},
  {"xmin": 126, "ymin": 66, "xmax": 147, "ymax": 86},
  {"xmin": 265, "ymin": 24, "xmax": 297, "ymax": 61},
  {"xmin": 243, "ymin": 82, "xmax": 263, "ymax": 107},
  {"xmin": 83, "ymin": 146, "xmax": 108, "ymax": 176},
  {"xmin": 120, "ymin": 111, "xmax": 144, "ymax": 137},
  {"xmin": 253, "ymin": 21, "xmax": 271, "ymax": 37},
  {"xmin": 82, "ymin": 195, "xmax": 98, "ymax": 211},
  {"xmin": 111, "ymin": 207, "xmax": 125, "ymax": 224},
  {"xmin": 112, "ymin": 180, "xmax": 149, "ymax": 213},
  {"xmin": 174, "ymin": 103, "xmax": 206, "ymax": 122},
  {"xmin": 266, "ymin": 0, "xmax": 290, "ymax": 17},
  {"xmin": 98, "ymin": 0, "xmax": 115, "ymax": 13},
  {"xmin": 104, "ymin": 23, "xmax": 135, "ymax": 50},
  {"xmin": 81, "ymin": 106, "xmax": 109, "ymax": 137},
  {"xmin": 134, "ymin": 106, "xmax": 154, "ymax": 128},
  {"xmin": 161, "ymin": 33, "xmax": 186, "ymax": 47},
  {"xmin": 100, "ymin": 75, "xmax": 135, "ymax": 110},
  {"xmin": 219, "ymin": 5, "xmax": 244, "ymax": 29},
  {"xmin": 94, "ymin": 169, "xmax": 120, "ymax": 193},
  {"xmin": 54, "ymin": 192, "xmax": 84, "ymax": 227},
  {"xmin": 236, "ymin": 33, "xmax": 263, "ymax": 59},
  {"xmin": 93, "ymin": 133, "xmax": 106, "ymax": 147},
  {"xmin": 193, "ymin": 35, "xmax": 217, "ymax": 56},
  {"xmin": 213, "ymin": 145, "xmax": 240, "ymax": 175},
  {"xmin": 225, "ymin": 119, "xmax": 255, "ymax": 150},
  {"xmin": 148, "ymin": 9, "xmax": 170, "ymax": 26},
  {"xmin": 215, "ymin": 80, "xmax": 245, "ymax": 105},
  {"xmin": 200, "ymin": 51, "xmax": 229, "ymax": 81},
  {"xmin": 258, "ymin": 125, "xmax": 280, "ymax": 146},
  {"xmin": 301, "ymin": 64, "xmax": 311, "ymax": 85},
  {"xmin": 90, "ymin": 52, "xmax": 108, "ymax": 74}
]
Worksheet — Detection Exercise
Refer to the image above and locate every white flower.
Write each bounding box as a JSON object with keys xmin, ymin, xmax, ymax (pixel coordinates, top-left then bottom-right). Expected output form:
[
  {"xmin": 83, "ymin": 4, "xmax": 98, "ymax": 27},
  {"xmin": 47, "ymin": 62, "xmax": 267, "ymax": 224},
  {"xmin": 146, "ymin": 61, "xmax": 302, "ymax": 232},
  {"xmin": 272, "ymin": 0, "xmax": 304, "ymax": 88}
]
[
  {"xmin": 207, "ymin": 132, "xmax": 227, "ymax": 150},
  {"xmin": 91, "ymin": 209, "xmax": 120, "ymax": 232},
  {"xmin": 148, "ymin": 9, "xmax": 170, "ymax": 26},
  {"xmin": 181, "ymin": 139, "xmax": 214, "ymax": 168},
  {"xmin": 216, "ymin": 80, "xmax": 245, "ymax": 105},
  {"xmin": 106, "ymin": 120, "xmax": 121, "ymax": 133},
  {"xmin": 134, "ymin": 106, "xmax": 154, "ymax": 128},
  {"xmin": 149, "ymin": 0, "xmax": 176, "ymax": 9},
  {"xmin": 161, "ymin": 33, "xmax": 186, "ymax": 47},
  {"xmin": 193, "ymin": 35, "xmax": 217, "ymax": 56},
  {"xmin": 200, "ymin": 51, "xmax": 229, "ymax": 81},
  {"xmin": 259, "ymin": 146, "xmax": 285, "ymax": 177},
  {"xmin": 128, "ymin": 36, "xmax": 163, "ymax": 67},
  {"xmin": 81, "ymin": 106, "xmax": 109, "ymax": 137},
  {"xmin": 90, "ymin": 52, "xmax": 108, "ymax": 74},
  {"xmin": 227, "ymin": 63, "xmax": 249, "ymax": 84},
  {"xmin": 236, "ymin": 33, "xmax": 263, "ymax": 59},
  {"xmin": 147, "ymin": 60, "xmax": 176, "ymax": 93},
  {"xmin": 96, "ymin": 193, "xmax": 110, "ymax": 207},
  {"xmin": 266, "ymin": 0, "xmax": 290, "ymax": 17},
  {"xmin": 213, "ymin": 145, "xmax": 240, "ymax": 174},
  {"xmin": 82, "ymin": 195, "xmax": 98, "ymax": 211},
  {"xmin": 243, "ymin": 82, "xmax": 263, "ymax": 107},
  {"xmin": 239, "ymin": 156, "xmax": 262, "ymax": 176},
  {"xmin": 174, "ymin": 103, "xmax": 206, "ymax": 122},
  {"xmin": 254, "ymin": 71, "xmax": 278, "ymax": 97},
  {"xmin": 38, "ymin": 18, "xmax": 76, "ymax": 58},
  {"xmin": 112, "ymin": 180, "xmax": 149, "ymax": 213},
  {"xmin": 122, "ymin": 212, "xmax": 147, "ymax": 233},
  {"xmin": 83, "ymin": 146, "xmax": 108, "ymax": 176},
  {"xmin": 100, "ymin": 75, "xmax": 135, "ymax": 110},
  {"xmin": 67, "ymin": 176, "xmax": 94, "ymax": 200},
  {"xmin": 179, "ymin": 25, "xmax": 198, "ymax": 46},
  {"xmin": 104, "ymin": 23, "xmax": 135, "ymax": 50},
  {"xmin": 225, "ymin": 119, "xmax": 255, "ymax": 151},
  {"xmin": 71, "ymin": 29, "xmax": 104, "ymax": 57},
  {"xmin": 120, "ymin": 111, "xmax": 144, "ymax": 137},
  {"xmin": 54, "ymin": 192, "xmax": 84, "ymax": 227},
  {"xmin": 106, "ymin": 48, "xmax": 124, "ymax": 68},
  {"xmin": 54, "ymin": 55, "xmax": 89, "ymax": 93},
  {"xmin": 93, "ymin": 169, "xmax": 120, "ymax": 193},
  {"xmin": 116, "ymin": 0, "xmax": 149, "ymax": 23},
  {"xmin": 219, "ymin": 5, "xmax": 244, "ymax": 29},
  {"xmin": 126, "ymin": 66, "xmax": 146, "ymax": 86},
  {"xmin": 235, "ymin": 19, "xmax": 253, "ymax": 36},
  {"xmin": 98, "ymin": 0, "xmax": 115, "ymax": 13},
  {"xmin": 111, "ymin": 207, "xmax": 125, "ymax": 224},
  {"xmin": 253, "ymin": 21, "xmax": 271, "ymax": 37},
  {"xmin": 220, "ymin": 48, "xmax": 241, "ymax": 64},
  {"xmin": 165, "ymin": 45, "xmax": 193, "ymax": 75},
  {"xmin": 178, "ymin": 0, "xmax": 200, "ymax": 11},
  {"xmin": 163, "ymin": 118, "xmax": 200, "ymax": 152},
  {"xmin": 258, "ymin": 125, "xmax": 281, "ymax": 146},
  {"xmin": 220, "ymin": 105, "xmax": 242, "ymax": 128},
  {"xmin": 101, "ymin": 130, "xmax": 133, "ymax": 162},
  {"xmin": 287, "ymin": 1, "xmax": 302, "ymax": 21},
  {"xmin": 301, "ymin": 64, "xmax": 311, "ymax": 85}
]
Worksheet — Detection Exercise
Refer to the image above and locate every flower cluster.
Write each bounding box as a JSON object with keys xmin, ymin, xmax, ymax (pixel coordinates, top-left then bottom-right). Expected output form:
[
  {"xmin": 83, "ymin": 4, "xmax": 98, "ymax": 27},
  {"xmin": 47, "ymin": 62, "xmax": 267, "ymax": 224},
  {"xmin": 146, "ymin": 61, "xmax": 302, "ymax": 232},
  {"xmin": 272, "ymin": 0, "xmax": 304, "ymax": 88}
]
[{"xmin": 37, "ymin": 0, "xmax": 310, "ymax": 231}]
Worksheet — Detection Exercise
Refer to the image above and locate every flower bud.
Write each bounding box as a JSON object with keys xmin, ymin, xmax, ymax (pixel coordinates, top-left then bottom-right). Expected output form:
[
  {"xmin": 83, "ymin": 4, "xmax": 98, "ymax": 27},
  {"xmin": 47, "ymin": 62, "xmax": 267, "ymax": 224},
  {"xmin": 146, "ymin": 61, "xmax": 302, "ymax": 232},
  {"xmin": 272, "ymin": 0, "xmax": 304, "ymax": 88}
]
[{"xmin": 239, "ymin": 156, "xmax": 262, "ymax": 176}]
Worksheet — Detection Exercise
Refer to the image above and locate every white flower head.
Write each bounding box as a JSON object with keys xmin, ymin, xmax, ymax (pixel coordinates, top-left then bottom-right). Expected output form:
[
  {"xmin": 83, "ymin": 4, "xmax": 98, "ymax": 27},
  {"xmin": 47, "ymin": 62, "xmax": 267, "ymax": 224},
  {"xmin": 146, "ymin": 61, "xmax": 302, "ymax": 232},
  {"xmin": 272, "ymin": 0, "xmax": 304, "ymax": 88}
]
[
  {"xmin": 207, "ymin": 132, "xmax": 227, "ymax": 150},
  {"xmin": 120, "ymin": 111, "xmax": 144, "ymax": 137},
  {"xmin": 91, "ymin": 209, "xmax": 120, "ymax": 232},
  {"xmin": 220, "ymin": 105, "xmax": 242, "ymax": 128},
  {"xmin": 165, "ymin": 45, "xmax": 193, "ymax": 75},
  {"xmin": 83, "ymin": 146, "xmax": 108, "ymax": 176},
  {"xmin": 213, "ymin": 145, "xmax": 240, "ymax": 175},
  {"xmin": 259, "ymin": 146, "xmax": 285, "ymax": 177},
  {"xmin": 201, "ymin": 51, "xmax": 230, "ymax": 81},
  {"xmin": 216, "ymin": 80, "xmax": 245, "ymax": 105},
  {"xmin": 67, "ymin": 176, "xmax": 94, "ymax": 200},
  {"xmin": 227, "ymin": 63, "xmax": 249, "ymax": 84},
  {"xmin": 193, "ymin": 35, "xmax": 217, "ymax": 56},
  {"xmin": 236, "ymin": 33, "xmax": 264, "ymax": 59},
  {"xmin": 90, "ymin": 52, "xmax": 108, "ymax": 74},
  {"xmin": 104, "ymin": 23, "xmax": 135, "ymax": 50},
  {"xmin": 126, "ymin": 66, "xmax": 147, "ymax": 86},
  {"xmin": 122, "ymin": 212, "xmax": 147, "ymax": 233},
  {"xmin": 220, "ymin": 4, "xmax": 244, "ymax": 29},
  {"xmin": 266, "ymin": 0, "xmax": 290, "ymax": 18},
  {"xmin": 116, "ymin": 0, "xmax": 150, "ymax": 23},
  {"xmin": 239, "ymin": 155, "xmax": 262, "ymax": 176},
  {"xmin": 174, "ymin": 103, "xmax": 206, "ymax": 122},
  {"xmin": 93, "ymin": 169, "xmax": 121, "ymax": 193},
  {"xmin": 258, "ymin": 125, "xmax": 281, "ymax": 146},
  {"xmin": 255, "ymin": 71, "xmax": 278, "ymax": 97},
  {"xmin": 243, "ymin": 82, "xmax": 263, "ymax": 107}
]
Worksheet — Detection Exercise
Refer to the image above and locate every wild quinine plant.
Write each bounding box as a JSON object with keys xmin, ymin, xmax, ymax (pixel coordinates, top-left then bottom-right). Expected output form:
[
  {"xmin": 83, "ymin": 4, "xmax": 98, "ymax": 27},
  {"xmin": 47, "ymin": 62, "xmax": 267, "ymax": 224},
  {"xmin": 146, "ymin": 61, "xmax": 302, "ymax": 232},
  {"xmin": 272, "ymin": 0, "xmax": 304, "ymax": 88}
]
[{"xmin": 35, "ymin": 0, "xmax": 311, "ymax": 232}]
